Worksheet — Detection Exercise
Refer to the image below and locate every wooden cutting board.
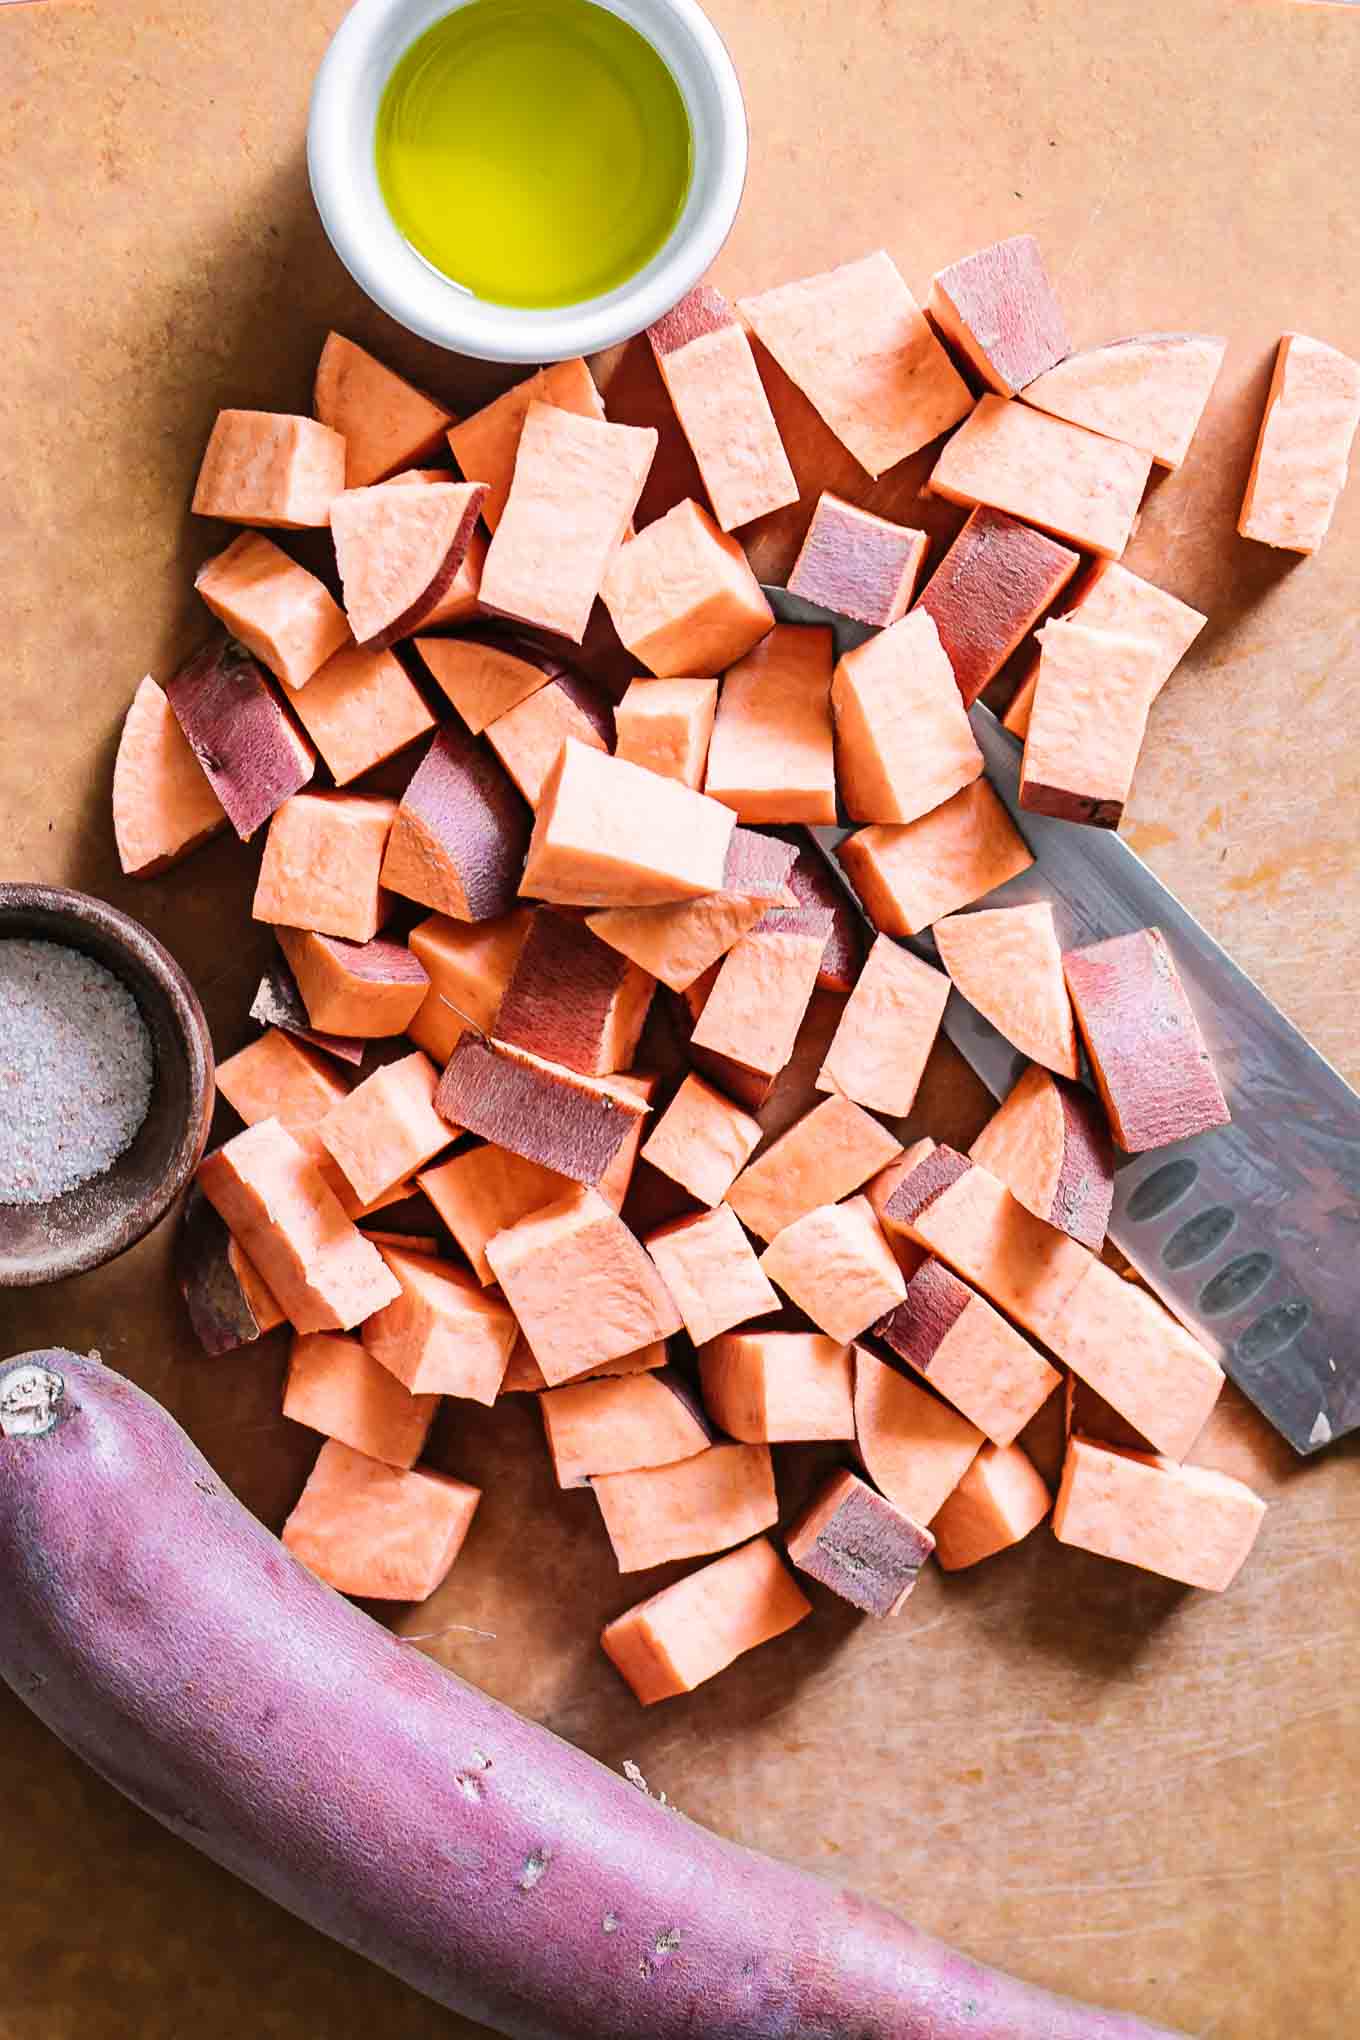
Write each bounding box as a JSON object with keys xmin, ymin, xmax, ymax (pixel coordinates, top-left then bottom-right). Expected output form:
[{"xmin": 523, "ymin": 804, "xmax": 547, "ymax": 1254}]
[{"xmin": 3, "ymin": 1, "xmax": 1357, "ymax": 2035}]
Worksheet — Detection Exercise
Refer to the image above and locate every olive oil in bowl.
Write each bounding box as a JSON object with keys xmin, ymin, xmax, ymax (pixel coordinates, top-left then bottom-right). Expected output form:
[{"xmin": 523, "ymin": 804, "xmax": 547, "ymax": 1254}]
[{"xmin": 375, "ymin": 0, "xmax": 694, "ymax": 311}]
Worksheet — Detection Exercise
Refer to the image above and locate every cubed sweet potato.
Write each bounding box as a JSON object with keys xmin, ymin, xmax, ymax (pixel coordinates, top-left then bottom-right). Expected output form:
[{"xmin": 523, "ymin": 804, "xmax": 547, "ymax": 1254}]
[
  {"xmin": 874, "ymin": 1257, "xmax": 1061, "ymax": 1447},
  {"xmin": 930, "ymin": 1441, "xmax": 1052, "ymax": 1569},
  {"xmin": 483, "ymin": 668, "xmax": 614, "ymax": 807},
  {"xmin": 761, "ymin": 1196, "xmax": 906, "ymax": 1344},
  {"xmin": 613, "ymin": 676, "xmax": 719, "ymax": 789},
  {"xmin": 853, "ymin": 1345, "xmax": 984, "ymax": 1524},
  {"xmin": 704, "ymin": 624, "xmax": 837, "ymax": 825},
  {"xmin": 816, "ymin": 934, "xmax": 950, "ymax": 1118},
  {"xmin": 913, "ymin": 507, "xmax": 1079, "ymax": 709},
  {"xmin": 699, "ymin": 1330, "xmax": 855, "ymax": 1444},
  {"xmin": 538, "ymin": 1367, "xmax": 710, "ymax": 1488},
  {"xmin": 647, "ymin": 285, "xmax": 799, "ymax": 531},
  {"xmin": 522, "ymin": 739, "xmax": 736, "ymax": 908},
  {"xmin": 165, "ymin": 636, "xmax": 315, "ymax": 842},
  {"xmin": 317, "ymin": 1051, "xmax": 454, "ymax": 1207},
  {"xmin": 434, "ymin": 1034, "xmax": 648, "ymax": 1187},
  {"xmin": 447, "ymin": 357, "xmax": 606, "ymax": 531},
  {"xmin": 314, "ymin": 332, "xmax": 456, "ymax": 487},
  {"xmin": 933, "ymin": 903, "xmax": 1079, "ymax": 1078},
  {"xmin": 644, "ymin": 1205, "xmax": 780, "ymax": 1346},
  {"xmin": 787, "ymin": 493, "xmax": 928, "ymax": 628},
  {"xmin": 836, "ymin": 780, "xmax": 1033, "ymax": 938},
  {"xmin": 969, "ymin": 1063, "xmax": 1114, "ymax": 1249},
  {"xmin": 253, "ymin": 793, "xmax": 397, "ymax": 944},
  {"xmin": 601, "ymin": 1535, "xmax": 811, "ymax": 1703},
  {"xmin": 640, "ymin": 1073, "xmax": 763, "ymax": 1205},
  {"xmin": 287, "ymin": 642, "xmax": 436, "ymax": 786},
  {"xmin": 927, "ymin": 236, "xmax": 1070, "ymax": 397},
  {"xmin": 831, "ymin": 610, "xmax": 983, "ymax": 825},
  {"xmin": 1238, "ymin": 332, "xmax": 1360, "ymax": 554},
  {"xmin": 282, "ymin": 1438, "xmax": 480, "ymax": 1601},
  {"xmin": 284, "ymin": 1330, "xmax": 439, "ymax": 1469},
  {"xmin": 112, "ymin": 675, "xmax": 227, "ymax": 878},
  {"xmin": 1054, "ymin": 1436, "xmax": 1265, "ymax": 1591},
  {"xmin": 362, "ymin": 1243, "xmax": 518, "ymax": 1403},
  {"xmin": 784, "ymin": 1468, "xmax": 934, "ymax": 1615},
  {"xmin": 276, "ymin": 927, "xmax": 429, "ymax": 1040},
  {"xmin": 594, "ymin": 1443, "xmax": 779, "ymax": 1573},
  {"xmin": 600, "ymin": 498, "xmax": 774, "ymax": 677},
  {"xmin": 928, "ymin": 396, "xmax": 1152, "ymax": 558},
  {"xmin": 493, "ymin": 908, "xmax": 654, "ymax": 1077},
  {"xmin": 1063, "ymin": 927, "xmax": 1229, "ymax": 1150},
  {"xmin": 331, "ymin": 482, "xmax": 486, "ymax": 647},
  {"xmin": 379, "ymin": 725, "xmax": 530, "ymax": 923},
  {"xmin": 191, "ymin": 409, "xmax": 345, "ymax": 528},
  {"xmin": 727, "ymin": 1093, "xmax": 902, "ymax": 1243},
  {"xmin": 1022, "ymin": 332, "xmax": 1225, "ymax": 469},
  {"xmin": 195, "ymin": 533, "xmax": 350, "ymax": 692}
]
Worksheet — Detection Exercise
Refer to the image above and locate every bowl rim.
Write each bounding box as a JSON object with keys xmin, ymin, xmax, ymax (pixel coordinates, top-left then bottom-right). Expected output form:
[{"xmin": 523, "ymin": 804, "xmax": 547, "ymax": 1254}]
[
  {"xmin": 307, "ymin": 0, "xmax": 749, "ymax": 364},
  {"xmin": 0, "ymin": 885, "xmax": 215, "ymax": 1287}
]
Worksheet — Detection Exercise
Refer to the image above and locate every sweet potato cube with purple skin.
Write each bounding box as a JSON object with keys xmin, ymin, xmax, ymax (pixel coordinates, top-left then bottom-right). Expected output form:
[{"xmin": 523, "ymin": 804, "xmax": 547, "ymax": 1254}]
[
  {"xmin": 640, "ymin": 1073, "xmax": 763, "ymax": 1205},
  {"xmin": 165, "ymin": 636, "xmax": 315, "ymax": 842},
  {"xmin": 928, "ymin": 396, "xmax": 1153, "ymax": 559},
  {"xmin": 1019, "ymin": 620, "xmax": 1170, "ymax": 830},
  {"xmin": 191, "ymin": 408, "xmax": 345, "ymax": 528},
  {"xmin": 447, "ymin": 356, "xmax": 606, "ymax": 533},
  {"xmin": 832, "ymin": 610, "xmax": 983, "ymax": 826},
  {"xmin": 739, "ymin": 252, "xmax": 973, "ymax": 478},
  {"xmin": 1022, "ymin": 333, "xmax": 1226, "ymax": 470},
  {"xmin": 585, "ymin": 827, "xmax": 797, "ymax": 996},
  {"xmin": 276, "ymin": 928, "xmax": 428, "ymax": 1041},
  {"xmin": 1063, "ymin": 927, "xmax": 1229, "ymax": 1152},
  {"xmin": 601, "ymin": 1534, "xmax": 812, "ymax": 1704},
  {"xmin": 594, "ymin": 1443, "xmax": 779, "ymax": 1573},
  {"xmin": 254, "ymin": 793, "xmax": 396, "ymax": 945},
  {"xmin": 600, "ymin": 497, "xmax": 775, "ymax": 678},
  {"xmin": 852, "ymin": 1345, "xmax": 984, "ymax": 1524},
  {"xmin": 485, "ymin": 1186, "xmax": 683, "ymax": 1385},
  {"xmin": 761, "ymin": 1195, "xmax": 906, "ymax": 1345},
  {"xmin": 362, "ymin": 1243, "xmax": 518, "ymax": 1404},
  {"xmin": 284, "ymin": 1330, "xmax": 439, "ymax": 1469},
  {"xmin": 690, "ymin": 908, "xmax": 831, "ymax": 1080},
  {"xmin": 484, "ymin": 669, "xmax": 614, "ymax": 808},
  {"xmin": 493, "ymin": 908, "xmax": 654, "ymax": 1077},
  {"xmin": 283, "ymin": 1439, "xmax": 480, "ymax": 1601},
  {"xmin": 705, "ymin": 624, "xmax": 837, "ymax": 826},
  {"xmin": 522, "ymin": 739, "xmax": 736, "ymax": 910},
  {"xmin": 197, "ymin": 1121, "xmax": 400, "ymax": 1334},
  {"xmin": 816, "ymin": 934, "xmax": 949, "ymax": 1120},
  {"xmin": 934, "ymin": 903, "xmax": 1079, "ymax": 1079},
  {"xmin": 773, "ymin": 833, "xmax": 865, "ymax": 992},
  {"xmin": 788, "ymin": 494, "xmax": 928, "ymax": 629},
  {"xmin": 317, "ymin": 1051, "xmax": 455, "ymax": 1207},
  {"xmin": 413, "ymin": 631, "xmax": 563, "ymax": 736},
  {"xmin": 538, "ymin": 1367, "xmax": 710, "ymax": 1488},
  {"xmin": 698, "ymin": 1330, "xmax": 855, "ymax": 1444},
  {"xmin": 313, "ymin": 332, "xmax": 456, "ymax": 488},
  {"xmin": 874, "ymin": 1258, "xmax": 1061, "ymax": 1448},
  {"xmin": 286, "ymin": 642, "xmax": 436, "ymax": 787},
  {"xmin": 406, "ymin": 908, "xmax": 531, "ymax": 1061},
  {"xmin": 931, "ymin": 1442, "xmax": 1052, "ymax": 1569},
  {"xmin": 380, "ymin": 724, "xmax": 530, "ymax": 925},
  {"xmin": 1054, "ymin": 1436, "xmax": 1265, "ymax": 1591},
  {"xmin": 926, "ymin": 236, "xmax": 1071, "ymax": 398},
  {"xmin": 647, "ymin": 285, "xmax": 799, "ymax": 532},
  {"xmin": 613, "ymin": 676, "xmax": 719, "ymax": 789},
  {"xmin": 330, "ymin": 482, "xmax": 487, "ymax": 648},
  {"xmin": 112, "ymin": 674, "xmax": 228, "ymax": 878},
  {"xmin": 970, "ymin": 1064, "xmax": 1114, "ymax": 1250},
  {"xmin": 836, "ymin": 781, "xmax": 1033, "ymax": 940},
  {"xmin": 176, "ymin": 1185, "xmax": 286, "ymax": 1355},
  {"xmin": 1238, "ymin": 332, "xmax": 1360, "ymax": 554},
  {"xmin": 195, "ymin": 533, "xmax": 350, "ymax": 692},
  {"xmin": 913, "ymin": 506, "xmax": 1080, "ymax": 709},
  {"xmin": 644, "ymin": 1205, "xmax": 781, "ymax": 1346},
  {"xmin": 479, "ymin": 404, "xmax": 657, "ymax": 645},
  {"xmin": 251, "ymin": 955, "xmax": 365, "ymax": 1066},
  {"xmin": 785, "ymin": 1467, "xmax": 934, "ymax": 1616},
  {"xmin": 727, "ymin": 1094, "xmax": 902, "ymax": 1244},
  {"xmin": 435, "ymin": 1034, "xmax": 648, "ymax": 1187}
]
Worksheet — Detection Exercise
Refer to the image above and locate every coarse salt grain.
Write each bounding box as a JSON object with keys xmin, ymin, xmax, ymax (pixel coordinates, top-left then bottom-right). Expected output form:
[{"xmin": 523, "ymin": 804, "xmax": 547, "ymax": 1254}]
[{"xmin": 0, "ymin": 938, "xmax": 154, "ymax": 1205}]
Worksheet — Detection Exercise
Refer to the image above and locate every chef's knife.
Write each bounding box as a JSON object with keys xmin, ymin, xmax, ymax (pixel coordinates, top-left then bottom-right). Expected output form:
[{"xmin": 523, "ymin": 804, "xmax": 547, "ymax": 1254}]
[{"xmin": 763, "ymin": 584, "xmax": 1360, "ymax": 1457}]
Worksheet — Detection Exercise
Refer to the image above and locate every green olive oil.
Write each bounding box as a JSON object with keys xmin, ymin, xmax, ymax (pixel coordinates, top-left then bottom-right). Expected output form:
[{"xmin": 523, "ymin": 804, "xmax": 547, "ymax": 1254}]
[{"xmin": 375, "ymin": 0, "xmax": 694, "ymax": 310}]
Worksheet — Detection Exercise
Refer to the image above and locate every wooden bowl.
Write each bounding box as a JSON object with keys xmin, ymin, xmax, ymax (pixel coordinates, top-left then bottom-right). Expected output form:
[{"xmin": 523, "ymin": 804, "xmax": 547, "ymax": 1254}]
[{"xmin": 0, "ymin": 885, "xmax": 214, "ymax": 1287}]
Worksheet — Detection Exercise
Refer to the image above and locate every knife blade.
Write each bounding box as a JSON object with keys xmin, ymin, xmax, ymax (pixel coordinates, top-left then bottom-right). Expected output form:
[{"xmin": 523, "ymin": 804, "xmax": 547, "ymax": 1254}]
[{"xmin": 763, "ymin": 584, "xmax": 1360, "ymax": 1456}]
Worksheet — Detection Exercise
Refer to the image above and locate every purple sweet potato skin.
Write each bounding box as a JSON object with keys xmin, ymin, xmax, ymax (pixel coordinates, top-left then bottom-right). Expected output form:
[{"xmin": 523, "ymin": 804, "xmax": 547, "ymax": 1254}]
[
  {"xmin": 388, "ymin": 724, "xmax": 531, "ymax": 921},
  {"xmin": 0, "ymin": 1350, "xmax": 1179, "ymax": 2040},
  {"xmin": 251, "ymin": 958, "xmax": 365, "ymax": 1065},
  {"xmin": 176, "ymin": 1187, "xmax": 270, "ymax": 1354},
  {"xmin": 166, "ymin": 635, "xmax": 315, "ymax": 840}
]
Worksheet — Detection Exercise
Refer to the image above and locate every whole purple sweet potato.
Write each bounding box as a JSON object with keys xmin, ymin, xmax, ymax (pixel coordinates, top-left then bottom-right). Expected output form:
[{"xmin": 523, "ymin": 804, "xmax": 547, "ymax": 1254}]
[{"xmin": 0, "ymin": 1350, "xmax": 1181, "ymax": 2040}]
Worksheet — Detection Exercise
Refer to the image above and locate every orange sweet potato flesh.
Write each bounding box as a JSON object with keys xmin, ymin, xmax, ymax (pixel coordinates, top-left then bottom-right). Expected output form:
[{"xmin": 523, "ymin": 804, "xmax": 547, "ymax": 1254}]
[
  {"xmin": 412, "ymin": 633, "xmax": 558, "ymax": 735},
  {"xmin": 643, "ymin": 1205, "xmax": 780, "ymax": 1345},
  {"xmin": 647, "ymin": 286, "xmax": 799, "ymax": 532},
  {"xmin": 484, "ymin": 671, "xmax": 614, "ymax": 807},
  {"xmin": 522, "ymin": 739, "xmax": 736, "ymax": 909},
  {"xmin": 447, "ymin": 357, "xmax": 606, "ymax": 532},
  {"xmin": 600, "ymin": 498, "xmax": 774, "ymax": 678},
  {"xmin": 538, "ymin": 1366, "xmax": 710, "ymax": 1488},
  {"xmin": 1019, "ymin": 620, "xmax": 1168, "ymax": 829},
  {"xmin": 418, "ymin": 1144, "xmax": 563, "ymax": 1284},
  {"xmin": 1239, "ymin": 331, "xmax": 1360, "ymax": 554},
  {"xmin": 1054, "ymin": 1436, "xmax": 1265, "ymax": 1591},
  {"xmin": 479, "ymin": 404, "xmax": 656, "ymax": 644},
  {"xmin": 435, "ymin": 1035, "xmax": 647, "ymax": 1187},
  {"xmin": 283, "ymin": 1330, "xmax": 439, "ymax": 1469},
  {"xmin": 282, "ymin": 1438, "xmax": 480, "ymax": 1601},
  {"xmin": 817, "ymin": 934, "xmax": 950, "ymax": 1119},
  {"xmin": 314, "ymin": 332, "xmax": 455, "ymax": 488},
  {"xmin": 498, "ymin": 1334, "xmax": 667, "ymax": 1394},
  {"xmin": 197, "ymin": 1120, "xmax": 401, "ymax": 1333},
  {"xmin": 287, "ymin": 642, "xmax": 435, "ymax": 787},
  {"xmin": 930, "ymin": 1441, "xmax": 1052, "ymax": 1569},
  {"xmin": 494, "ymin": 908, "xmax": 654, "ymax": 1077},
  {"xmin": 926, "ymin": 235, "xmax": 1070, "ymax": 397},
  {"xmin": 704, "ymin": 623, "xmax": 836, "ymax": 825},
  {"xmin": 593, "ymin": 1442, "xmax": 779, "ymax": 1572},
  {"xmin": 1063, "ymin": 927, "xmax": 1229, "ymax": 1151},
  {"xmin": 639, "ymin": 1073, "xmax": 763, "ymax": 1205},
  {"xmin": 837, "ymin": 780, "xmax": 1033, "ymax": 939},
  {"xmin": 1002, "ymin": 558, "xmax": 1206, "ymax": 741},
  {"xmin": 874, "ymin": 1257, "xmax": 1060, "ymax": 1448},
  {"xmin": 380, "ymin": 724, "xmax": 531, "ymax": 924},
  {"xmin": 216, "ymin": 1026, "xmax": 351, "ymax": 1164},
  {"xmin": 250, "ymin": 958, "xmax": 365, "ymax": 1066},
  {"xmin": 933, "ymin": 902, "xmax": 1079, "ymax": 1078},
  {"xmin": 698, "ymin": 1330, "xmax": 855, "ymax": 1444},
  {"xmin": 362, "ymin": 1243, "xmax": 518, "ymax": 1403},
  {"xmin": 1022, "ymin": 333, "xmax": 1225, "ymax": 469},
  {"xmin": 785, "ymin": 1467, "xmax": 935, "ymax": 1616},
  {"xmin": 331, "ymin": 482, "xmax": 487, "ymax": 648},
  {"xmin": 406, "ymin": 907, "xmax": 530, "ymax": 1062},
  {"xmin": 928, "ymin": 395, "xmax": 1152, "ymax": 558},
  {"xmin": 1047, "ymin": 1257, "xmax": 1224, "ymax": 1461},
  {"xmin": 788, "ymin": 493, "xmax": 928, "ymax": 629},
  {"xmin": 727, "ymin": 1093, "xmax": 902, "ymax": 1243},
  {"xmin": 253, "ymin": 792, "xmax": 397, "ymax": 945},
  {"xmin": 761, "ymin": 1195, "xmax": 906, "ymax": 1344},
  {"xmin": 191, "ymin": 409, "xmax": 346, "ymax": 528},
  {"xmin": 913, "ymin": 506, "xmax": 1079, "ymax": 709},
  {"xmin": 195, "ymin": 533, "xmax": 350, "ymax": 692},
  {"xmin": 969, "ymin": 1063, "xmax": 1114, "ymax": 1250},
  {"xmin": 277, "ymin": 927, "xmax": 429, "ymax": 1040},
  {"xmin": 486, "ymin": 1186, "xmax": 683, "ymax": 1385},
  {"xmin": 113, "ymin": 675, "xmax": 227, "ymax": 877},
  {"xmin": 852, "ymin": 1346, "xmax": 984, "ymax": 1524},
  {"xmin": 317, "ymin": 1051, "xmax": 454, "ymax": 1207},
  {"xmin": 613, "ymin": 676, "xmax": 719, "ymax": 789},
  {"xmin": 601, "ymin": 1534, "xmax": 812, "ymax": 1704},
  {"xmin": 689, "ymin": 912, "xmax": 831, "ymax": 1079},
  {"xmin": 587, "ymin": 888, "xmax": 769, "ymax": 995},
  {"xmin": 831, "ymin": 611, "xmax": 983, "ymax": 825},
  {"xmin": 739, "ymin": 252, "xmax": 973, "ymax": 478}
]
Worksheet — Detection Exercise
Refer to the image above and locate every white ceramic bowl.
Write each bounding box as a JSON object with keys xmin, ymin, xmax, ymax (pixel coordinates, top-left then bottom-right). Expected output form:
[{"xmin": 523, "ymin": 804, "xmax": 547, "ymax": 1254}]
[{"xmin": 308, "ymin": 0, "xmax": 748, "ymax": 365}]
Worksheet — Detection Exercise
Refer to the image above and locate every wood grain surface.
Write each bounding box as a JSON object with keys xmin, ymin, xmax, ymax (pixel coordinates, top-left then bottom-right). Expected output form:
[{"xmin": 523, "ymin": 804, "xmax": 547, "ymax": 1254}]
[{"xmin": 2, "ymin": 1, "xmax": 1358, "ymax": 2036}]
